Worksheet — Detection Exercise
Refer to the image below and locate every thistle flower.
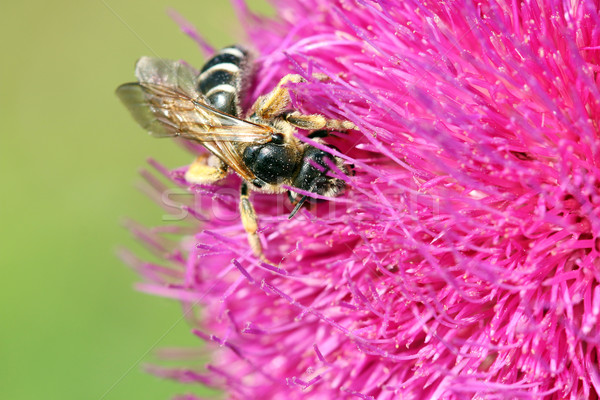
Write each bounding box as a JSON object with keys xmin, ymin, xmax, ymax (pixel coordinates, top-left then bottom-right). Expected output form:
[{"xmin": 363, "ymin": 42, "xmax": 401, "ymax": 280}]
[{"xmin": 127, "ymin": 0, "xmax": 600, "ymax": 399}]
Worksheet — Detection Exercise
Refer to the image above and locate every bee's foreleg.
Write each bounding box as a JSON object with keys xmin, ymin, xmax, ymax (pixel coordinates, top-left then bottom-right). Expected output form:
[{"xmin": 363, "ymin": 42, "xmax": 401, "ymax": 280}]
[
  {"xmin": 239, "ymin": 182, "xmax": 271, "ymax": 263},
  {"xmin": 251, "ymin": 74, "xmax": 300, "ymax": 120},
  {"xmin": 252, "ymin": 74, "xmax": 330, "ymax": 120},
  {"xmin": 185, "ymin": 154, "xmax": 228, "ymax": 184},
  {"xmin": 283, "ymin": 111, "xmax": 356, "ymax": 132},
  {"xmin": 251, "ymin": 73, "xmax": 356, "ymax": 132}
]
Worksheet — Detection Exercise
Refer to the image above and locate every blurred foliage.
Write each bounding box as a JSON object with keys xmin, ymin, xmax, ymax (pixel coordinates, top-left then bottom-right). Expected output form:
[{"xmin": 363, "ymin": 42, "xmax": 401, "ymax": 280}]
[{"xmin": 0, "ymin": 0, "xmax": 270, "ymax": 399}]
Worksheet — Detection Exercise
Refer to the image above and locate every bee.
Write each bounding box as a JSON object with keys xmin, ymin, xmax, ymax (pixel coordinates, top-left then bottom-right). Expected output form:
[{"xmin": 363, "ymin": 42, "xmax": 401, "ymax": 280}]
[{"xmin": 117, "ymin": 46, "xmax": 355, "ymax": 261}]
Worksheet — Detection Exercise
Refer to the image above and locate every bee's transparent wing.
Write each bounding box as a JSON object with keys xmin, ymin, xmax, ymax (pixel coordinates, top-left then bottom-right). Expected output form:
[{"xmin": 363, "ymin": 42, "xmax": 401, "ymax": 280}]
[
  {"xmin": 116, "ymin": 57, "xmax": 273, "ymax": 180},
  {"xmin": 116, "ymin": 57, "xmax": 274, "ymax": 143},
  {"xmin": 116, "ymin": 83, "xmax": 273, "ymax": 142},
  {"xmin": 134, "ymin": 56, "xmax": 198, "ymax": 98}
]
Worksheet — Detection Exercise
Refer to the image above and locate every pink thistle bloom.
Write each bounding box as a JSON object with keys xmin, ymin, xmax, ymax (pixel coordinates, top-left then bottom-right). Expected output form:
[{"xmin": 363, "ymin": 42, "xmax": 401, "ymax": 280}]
[{"xmin": 126, "ymin": 0, "xmax": 600, "ymax": 399}]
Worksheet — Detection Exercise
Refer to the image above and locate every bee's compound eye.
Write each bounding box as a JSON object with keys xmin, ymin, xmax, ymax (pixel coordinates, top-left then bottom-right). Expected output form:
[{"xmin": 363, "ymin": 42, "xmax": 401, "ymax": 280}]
[{"xmin": 270, "ymin": 133, "xmax": 284, "ymax": 144}]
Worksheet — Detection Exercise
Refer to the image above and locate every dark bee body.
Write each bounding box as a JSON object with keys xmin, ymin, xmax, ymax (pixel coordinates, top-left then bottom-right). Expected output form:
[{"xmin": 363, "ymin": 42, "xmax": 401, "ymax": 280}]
[
  {"xmin": 198, "ymin": 47, "xmax": 344, "ymax": 195},
  {"xmin": 196, "ymin": 46, "xmax": 299, "ymax": 189},
  {"xmin": 117, "ymin": 46, "xmax": 355, "ymax": 261}
]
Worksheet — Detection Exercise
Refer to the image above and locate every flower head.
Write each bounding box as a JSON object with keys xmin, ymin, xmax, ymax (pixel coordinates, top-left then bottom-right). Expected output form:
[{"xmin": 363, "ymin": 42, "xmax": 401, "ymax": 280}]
[{"xmin": 128, "ymin": 0, "xmax": 600, "ymax": 398}]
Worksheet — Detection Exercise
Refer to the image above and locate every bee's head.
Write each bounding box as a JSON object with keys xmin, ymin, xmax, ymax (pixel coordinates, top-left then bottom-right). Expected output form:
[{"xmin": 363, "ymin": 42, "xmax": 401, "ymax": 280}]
[{"xmin": 288, "ymin": 145, "xmax": 346, "ymax": 218}]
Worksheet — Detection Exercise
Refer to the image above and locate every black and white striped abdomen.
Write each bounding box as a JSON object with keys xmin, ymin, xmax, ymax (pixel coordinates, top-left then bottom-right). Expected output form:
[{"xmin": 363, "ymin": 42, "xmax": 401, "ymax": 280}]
[{"xmin": 197, "ymin": 46, "xmax": 249, "ymax": 117}]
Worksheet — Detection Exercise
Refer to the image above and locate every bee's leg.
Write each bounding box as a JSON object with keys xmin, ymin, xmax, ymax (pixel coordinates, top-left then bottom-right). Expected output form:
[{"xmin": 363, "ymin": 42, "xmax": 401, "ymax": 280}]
[
  {"xmin": 251, "ymin": 74, "xmax": 303, "ymax": 120},
  {"xmin": 185, "ymin": 154, "xmax": 228, "ymax": 184},
  {"xmin": 252, "ymin": 74, "xmax": 331, "ymax": 120},
  {"xmin": 251, "ymin": 74, "xmax": 356, "ymax": 131},
  {"xmin": 283, "ymin": 111, "xmax": 356, "ymax": 132},
  {"xmin": 307, "ymin": 129, "xmax": 330, "ymax": 138},
  {"xmin": 240, "ymin": 181, "xmax": 269, "ymax": 262}
]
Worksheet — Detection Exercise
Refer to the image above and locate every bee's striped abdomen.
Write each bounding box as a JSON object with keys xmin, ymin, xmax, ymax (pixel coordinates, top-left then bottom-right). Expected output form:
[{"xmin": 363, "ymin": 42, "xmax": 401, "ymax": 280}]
[{"xmin": 197, "ymin": 46, "xmax": 249, "ymax": 117}]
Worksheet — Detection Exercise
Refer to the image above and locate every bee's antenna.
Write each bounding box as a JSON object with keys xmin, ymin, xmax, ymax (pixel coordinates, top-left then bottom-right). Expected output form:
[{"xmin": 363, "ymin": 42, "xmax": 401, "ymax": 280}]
[{"xmin": 288, "ymin": 195, "xmax": 308, "ymax": 219}]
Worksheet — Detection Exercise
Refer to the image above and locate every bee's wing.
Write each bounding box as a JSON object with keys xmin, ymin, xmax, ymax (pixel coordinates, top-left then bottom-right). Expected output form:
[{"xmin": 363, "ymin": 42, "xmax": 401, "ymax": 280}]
[
  {"xmin": 116, "ymin": 57, "xmax": 274, "ymax": 180},
  {"xmin": 116, "ymin": 57, "xmax": 273, "ymax": 142},
  {"xmin": 134, "ymin": 56, "xmax": 198, "ymax": 98},
  {"xmin": 116, "ymin": 82, "xmax": 274, "ymax": 142}
]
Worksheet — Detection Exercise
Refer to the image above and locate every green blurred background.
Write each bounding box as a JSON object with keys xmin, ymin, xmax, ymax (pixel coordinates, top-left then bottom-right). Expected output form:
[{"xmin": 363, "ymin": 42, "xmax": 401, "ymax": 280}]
[{"xmin": 1, "ymin": 1, "xmax": 269, "ymax": 398}]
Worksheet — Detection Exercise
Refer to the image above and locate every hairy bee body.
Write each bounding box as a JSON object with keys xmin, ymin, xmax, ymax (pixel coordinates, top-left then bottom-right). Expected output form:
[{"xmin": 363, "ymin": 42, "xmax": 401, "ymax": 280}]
[{"xmin": 117, "ymin": 46, "xmax": 355, "ymax": 260}]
